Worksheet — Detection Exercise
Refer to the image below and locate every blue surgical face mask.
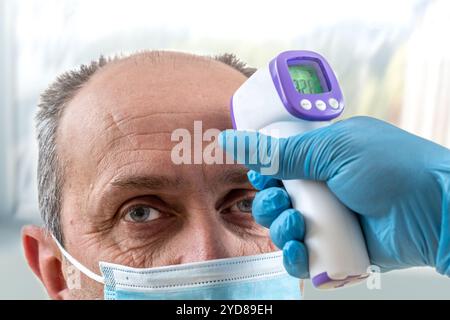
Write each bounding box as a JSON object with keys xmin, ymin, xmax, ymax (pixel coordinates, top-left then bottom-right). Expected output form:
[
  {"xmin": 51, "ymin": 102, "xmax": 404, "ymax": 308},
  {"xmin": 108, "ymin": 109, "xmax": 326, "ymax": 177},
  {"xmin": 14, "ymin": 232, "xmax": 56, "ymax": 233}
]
[{"xmin": 53, "ymin": 237, "xmax": 302, "ymax": 300}]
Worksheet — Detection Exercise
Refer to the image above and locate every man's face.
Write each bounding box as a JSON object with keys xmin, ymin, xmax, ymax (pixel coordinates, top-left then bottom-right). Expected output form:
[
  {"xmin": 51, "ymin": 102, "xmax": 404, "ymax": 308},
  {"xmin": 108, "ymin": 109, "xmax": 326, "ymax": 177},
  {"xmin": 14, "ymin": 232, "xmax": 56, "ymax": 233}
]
[{"xmin": 52, "ymin": 54, "xmax": 275, "ymax": 298}]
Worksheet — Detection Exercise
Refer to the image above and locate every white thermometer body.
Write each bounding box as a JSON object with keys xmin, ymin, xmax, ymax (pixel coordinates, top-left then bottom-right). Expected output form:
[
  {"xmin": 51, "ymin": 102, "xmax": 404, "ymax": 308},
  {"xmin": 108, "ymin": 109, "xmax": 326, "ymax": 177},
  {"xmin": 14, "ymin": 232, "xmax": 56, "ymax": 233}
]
[{"xmin": 231, "ymin": 51, "xmax": 370, "ymax": 289}]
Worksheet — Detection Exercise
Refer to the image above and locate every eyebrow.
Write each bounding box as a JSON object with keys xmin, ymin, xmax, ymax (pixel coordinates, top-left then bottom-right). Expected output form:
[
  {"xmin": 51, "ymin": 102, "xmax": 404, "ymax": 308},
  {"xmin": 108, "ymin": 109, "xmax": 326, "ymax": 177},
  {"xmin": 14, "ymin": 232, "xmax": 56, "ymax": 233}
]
[
  {"xmin": 110, "ymin": 167, "xmax": 250, "ymax": 191},
  {"xmin": 218, "ymin": 167, "xmax": 250, "ymax": 186},
  {"xmin": 111, "ymin": 175, "xmax": 184, "ymax": 190}
]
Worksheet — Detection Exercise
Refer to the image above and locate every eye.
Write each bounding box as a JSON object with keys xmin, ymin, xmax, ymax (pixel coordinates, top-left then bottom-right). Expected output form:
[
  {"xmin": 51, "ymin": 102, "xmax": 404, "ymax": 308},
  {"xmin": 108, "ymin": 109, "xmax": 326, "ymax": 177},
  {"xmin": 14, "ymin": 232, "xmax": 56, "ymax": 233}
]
[
  {"xmin": 123, "ymin": 206, "xmax": 163, "ymax": 223},
  {"xmin": 229, "ymin": 197, "xmax": 254, "ymax": 213}
]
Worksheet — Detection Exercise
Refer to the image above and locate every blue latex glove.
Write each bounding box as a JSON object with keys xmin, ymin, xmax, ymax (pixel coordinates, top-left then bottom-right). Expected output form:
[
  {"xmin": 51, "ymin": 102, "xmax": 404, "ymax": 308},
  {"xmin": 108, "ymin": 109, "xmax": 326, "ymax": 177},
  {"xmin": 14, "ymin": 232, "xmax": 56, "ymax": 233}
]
[{"xmin": 219, "ymin": 116, "xmax": 450, "ymax": 278}]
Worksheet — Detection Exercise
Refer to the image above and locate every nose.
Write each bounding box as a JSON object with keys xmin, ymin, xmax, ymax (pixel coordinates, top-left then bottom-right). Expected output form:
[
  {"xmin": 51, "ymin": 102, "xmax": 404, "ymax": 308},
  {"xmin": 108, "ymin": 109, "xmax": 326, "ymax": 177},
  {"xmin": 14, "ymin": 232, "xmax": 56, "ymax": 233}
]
[{"xmin": 177, "ymin": 211, "xmax": 233, "ymax": 264}]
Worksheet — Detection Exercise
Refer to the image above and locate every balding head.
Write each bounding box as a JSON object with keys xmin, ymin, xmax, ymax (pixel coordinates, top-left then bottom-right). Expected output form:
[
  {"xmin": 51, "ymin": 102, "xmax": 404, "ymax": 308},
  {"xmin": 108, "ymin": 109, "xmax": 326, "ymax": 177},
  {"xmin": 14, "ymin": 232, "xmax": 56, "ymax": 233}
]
[
  {"xmin": 36, "ymin": 51, "xmax": 256, "ymax": 243},
  {"xmin": 24, "ymin": 50, "xmax": 277, "ymax": 300}
]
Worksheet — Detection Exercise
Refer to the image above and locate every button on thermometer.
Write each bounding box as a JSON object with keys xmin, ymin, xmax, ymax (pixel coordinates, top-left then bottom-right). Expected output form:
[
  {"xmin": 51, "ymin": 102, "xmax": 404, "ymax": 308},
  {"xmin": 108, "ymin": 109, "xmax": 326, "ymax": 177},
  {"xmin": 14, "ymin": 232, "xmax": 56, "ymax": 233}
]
[{"xmin": 231, "ymin": 50, "xmax": 370, "ymax": 289}]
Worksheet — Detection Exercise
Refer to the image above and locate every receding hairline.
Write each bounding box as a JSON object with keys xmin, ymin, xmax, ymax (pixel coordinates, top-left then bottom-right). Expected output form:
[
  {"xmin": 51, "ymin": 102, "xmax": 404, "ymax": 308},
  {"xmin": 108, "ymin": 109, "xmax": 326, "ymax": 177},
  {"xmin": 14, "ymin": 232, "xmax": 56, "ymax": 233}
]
[{"xmin": 84, "ymin": 50, "xmax": 250, "ymax": 87}]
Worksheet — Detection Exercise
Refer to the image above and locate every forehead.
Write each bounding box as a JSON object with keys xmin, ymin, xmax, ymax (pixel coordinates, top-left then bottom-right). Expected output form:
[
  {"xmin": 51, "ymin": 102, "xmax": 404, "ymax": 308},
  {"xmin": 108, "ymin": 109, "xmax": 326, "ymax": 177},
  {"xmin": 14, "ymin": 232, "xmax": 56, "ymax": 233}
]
[
  {"xmin": 57, "ymin": 53, "xmax": 247, "ymax": 187},
  {"xmin": 64, "ymin": 53, "xmax": 246, "ymax": 125}
]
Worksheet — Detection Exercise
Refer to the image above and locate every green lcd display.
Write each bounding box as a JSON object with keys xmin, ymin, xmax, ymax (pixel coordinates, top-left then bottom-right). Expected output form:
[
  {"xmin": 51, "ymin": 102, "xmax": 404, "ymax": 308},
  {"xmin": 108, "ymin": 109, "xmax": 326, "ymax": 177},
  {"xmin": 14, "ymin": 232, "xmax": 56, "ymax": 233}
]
[{"xmin": 288, "ymin": 64, "xmax": 324, "ymax": 94}]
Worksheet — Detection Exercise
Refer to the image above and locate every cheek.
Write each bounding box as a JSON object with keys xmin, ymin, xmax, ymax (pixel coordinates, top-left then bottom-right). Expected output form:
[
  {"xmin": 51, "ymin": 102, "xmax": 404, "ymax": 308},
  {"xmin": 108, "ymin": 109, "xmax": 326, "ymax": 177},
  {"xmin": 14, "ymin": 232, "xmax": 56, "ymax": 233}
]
[
  {"xmin": 241, "ymin": 228, "xmax": 278, "ymax": 255},
  {"xmin": 218, "ymin": 221, "xmax": 278, "ymax": 257}
]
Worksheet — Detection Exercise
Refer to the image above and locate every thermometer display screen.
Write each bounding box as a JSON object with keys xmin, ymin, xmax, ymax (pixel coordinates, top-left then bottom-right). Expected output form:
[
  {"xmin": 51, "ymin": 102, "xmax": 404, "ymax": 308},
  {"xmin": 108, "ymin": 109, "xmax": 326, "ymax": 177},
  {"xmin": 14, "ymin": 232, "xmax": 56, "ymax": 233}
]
[{"xmin": 288, "ymin": 64, "xmax": 324, "ymax": 94}]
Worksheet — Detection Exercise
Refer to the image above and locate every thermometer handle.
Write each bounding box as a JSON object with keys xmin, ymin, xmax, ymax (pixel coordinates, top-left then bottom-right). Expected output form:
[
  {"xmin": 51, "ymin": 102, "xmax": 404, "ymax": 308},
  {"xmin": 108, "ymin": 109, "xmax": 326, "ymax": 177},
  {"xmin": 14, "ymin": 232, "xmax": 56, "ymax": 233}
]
[
  {"xmin": 260, "ymin": 121, "xmax": 370, "ymax": 289},
  {"xmin": 283, "ymin": 180, "xmax": 370, "ymax": 289}
]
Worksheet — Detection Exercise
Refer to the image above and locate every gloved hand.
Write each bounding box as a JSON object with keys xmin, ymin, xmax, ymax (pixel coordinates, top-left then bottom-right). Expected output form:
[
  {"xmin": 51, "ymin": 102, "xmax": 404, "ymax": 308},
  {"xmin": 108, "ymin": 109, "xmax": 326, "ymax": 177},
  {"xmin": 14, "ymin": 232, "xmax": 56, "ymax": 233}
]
[{"xmin": 219, "ymin": 116, "xmax": 450, "ymax": 278}]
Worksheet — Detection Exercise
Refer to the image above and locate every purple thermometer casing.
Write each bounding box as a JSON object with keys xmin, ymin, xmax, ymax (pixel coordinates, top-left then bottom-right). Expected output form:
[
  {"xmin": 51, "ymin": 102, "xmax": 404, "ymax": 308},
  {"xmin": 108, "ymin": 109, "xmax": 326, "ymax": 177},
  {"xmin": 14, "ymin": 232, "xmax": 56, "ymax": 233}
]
[
  {"xmin": 271, "ymin": 51, "xmax": 347, "ymax": 287},
  {"xmin": 268, "ymin": 50, "xmax": 344, "ymax": 121}
]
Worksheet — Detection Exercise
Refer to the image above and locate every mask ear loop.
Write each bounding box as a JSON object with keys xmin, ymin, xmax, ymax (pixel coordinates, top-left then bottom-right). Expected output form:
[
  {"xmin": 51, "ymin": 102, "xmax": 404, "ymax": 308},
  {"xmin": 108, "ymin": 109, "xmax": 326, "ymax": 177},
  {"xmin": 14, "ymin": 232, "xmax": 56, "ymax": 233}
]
[{"xmin": 51, "ymin": 234, "xmax": 105, "ymax": 284}]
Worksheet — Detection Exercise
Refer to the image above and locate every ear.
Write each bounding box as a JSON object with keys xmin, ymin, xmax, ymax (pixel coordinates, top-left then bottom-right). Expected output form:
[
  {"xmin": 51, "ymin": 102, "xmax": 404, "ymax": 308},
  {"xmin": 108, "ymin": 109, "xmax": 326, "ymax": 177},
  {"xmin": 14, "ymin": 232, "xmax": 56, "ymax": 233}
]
[{"xmin": 22, "ymin": 225, "xmax": 70, "ymax": 300}]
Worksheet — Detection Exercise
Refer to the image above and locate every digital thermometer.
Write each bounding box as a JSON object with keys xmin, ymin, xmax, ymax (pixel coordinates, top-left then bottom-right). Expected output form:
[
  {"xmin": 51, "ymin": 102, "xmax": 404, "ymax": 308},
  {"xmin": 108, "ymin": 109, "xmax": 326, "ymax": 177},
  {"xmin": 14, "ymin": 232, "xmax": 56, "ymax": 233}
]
[{"xmin": 231, "ymin": 50, "xmax": 370, "ymax": 289}]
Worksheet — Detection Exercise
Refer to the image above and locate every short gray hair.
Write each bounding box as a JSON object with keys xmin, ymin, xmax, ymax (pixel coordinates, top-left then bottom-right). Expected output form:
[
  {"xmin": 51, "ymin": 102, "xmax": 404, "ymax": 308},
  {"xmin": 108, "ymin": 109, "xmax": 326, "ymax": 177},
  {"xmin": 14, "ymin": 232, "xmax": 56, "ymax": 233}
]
[{"xmin": 36, "ymin": 51, "xmax": 256, "ymax": 243}]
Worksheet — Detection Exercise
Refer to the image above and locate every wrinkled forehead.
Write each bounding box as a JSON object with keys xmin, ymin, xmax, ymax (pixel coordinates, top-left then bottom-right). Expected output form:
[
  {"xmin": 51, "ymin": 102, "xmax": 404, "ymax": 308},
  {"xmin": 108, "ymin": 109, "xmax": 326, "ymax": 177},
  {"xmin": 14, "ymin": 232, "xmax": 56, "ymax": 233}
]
[{"xmin": 57, "ymin": 53, "xmax": 247, "ymax": 173}]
